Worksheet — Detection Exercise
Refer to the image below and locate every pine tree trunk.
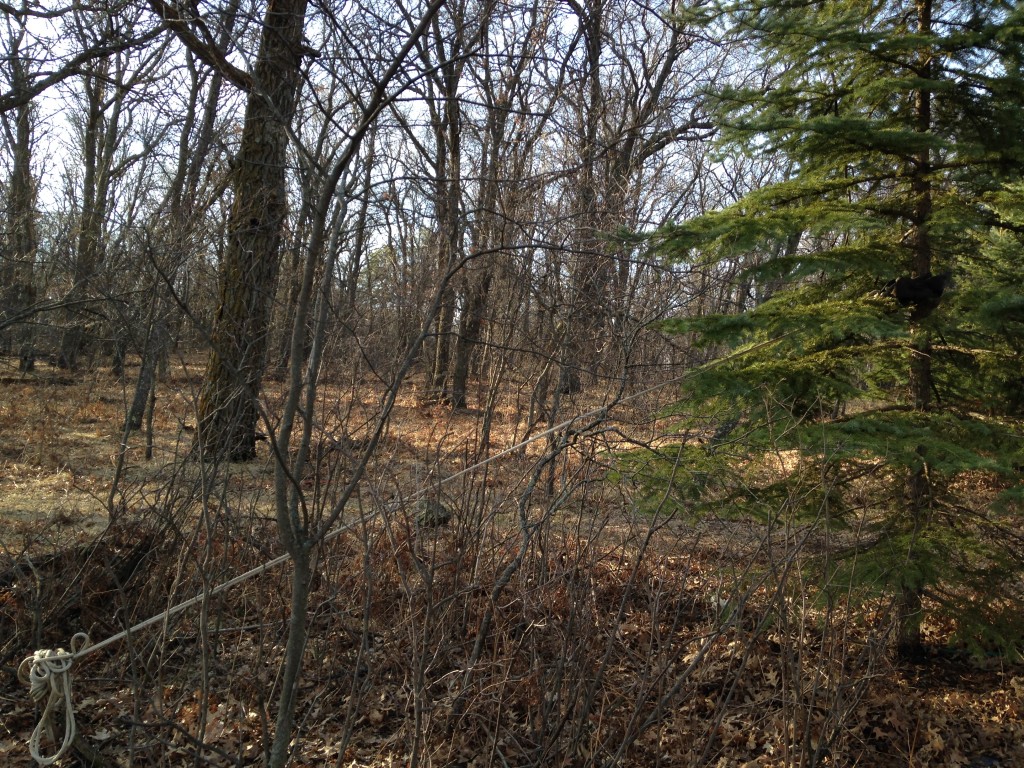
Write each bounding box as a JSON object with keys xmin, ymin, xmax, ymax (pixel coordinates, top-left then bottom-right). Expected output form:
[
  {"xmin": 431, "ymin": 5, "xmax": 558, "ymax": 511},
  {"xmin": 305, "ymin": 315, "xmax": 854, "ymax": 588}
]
[
  {"xmin": 897, "ymin": 0, "xmax": 933, "ymax": 659},
  {"xmin": 195, "ymin": 0, "xmax": 309, "ymax": 461}
]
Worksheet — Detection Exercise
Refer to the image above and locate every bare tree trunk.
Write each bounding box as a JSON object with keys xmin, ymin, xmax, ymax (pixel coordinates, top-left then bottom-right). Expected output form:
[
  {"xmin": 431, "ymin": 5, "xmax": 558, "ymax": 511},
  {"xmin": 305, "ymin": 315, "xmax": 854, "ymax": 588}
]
[
  {"xmin": 344, "ymin": 135, "xmax": 376, "ymax": 314},
  {"xmin": 264, "ymin": 7, "xmax": 449, "ymax": 761},
  {"xmin": 1, "ymin": 31, "xmax": 37, "ymax": 371},
  {"xmin": 561, "ymin": 0, "xmax": 608, "ymax": 393},
  {"xmin": 419, "ymin": 8, "xmax": 468, "ymax": 402},
  {"xmin": 273, "ymin": 85, "xmax": 336, "ymax": 377},
  {"xmin": 451, "ymin": 269, "xmax": 491, "ymax": 408},
  {"xmin": 450, "ymin": 47, "xmax": 520, "ymax": 409},
  {"xmin": 427, "ymin": 144, "xmax": 461, "ymax": 403},
  {"xmin": 195, "ymin": 0, "xmax": 310, "ymax": 461},
  {"xmin": 59, "ymin": 59, "xmax": 111, "ymax": 370},
  {"xmin": 127, "ymin": 306, "xmax": 167, "ymax": 431},
  {"xmin": 267, "ymin": 545, "xmax": 313, "ymax": 768}
]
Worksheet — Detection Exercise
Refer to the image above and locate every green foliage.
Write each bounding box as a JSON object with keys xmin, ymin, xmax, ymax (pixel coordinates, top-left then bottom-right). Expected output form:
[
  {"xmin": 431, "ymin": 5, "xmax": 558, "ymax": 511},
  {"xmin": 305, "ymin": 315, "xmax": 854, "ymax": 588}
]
[
  {"xmin": 613, "ymin": 442, "xmax": 740, "ymax": 517},
  {"xmin": 640, "ymin": 0, "xmax": 1024, "ymax": 654}
]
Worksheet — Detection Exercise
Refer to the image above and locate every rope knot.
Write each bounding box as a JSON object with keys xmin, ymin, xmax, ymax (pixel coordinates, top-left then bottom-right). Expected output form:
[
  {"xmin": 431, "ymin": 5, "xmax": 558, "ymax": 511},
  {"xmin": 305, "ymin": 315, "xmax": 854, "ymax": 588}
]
[{"xmin": 18, "ymin": 633, "xmax": 90, "ymax": 766}]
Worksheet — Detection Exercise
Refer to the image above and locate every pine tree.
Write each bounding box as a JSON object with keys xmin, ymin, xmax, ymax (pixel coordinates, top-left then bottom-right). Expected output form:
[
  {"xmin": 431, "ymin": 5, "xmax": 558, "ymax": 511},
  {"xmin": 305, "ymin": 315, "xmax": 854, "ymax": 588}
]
[{"xmin": 652, "ymin": 0, "xmax": 1024, "ymax": 656}]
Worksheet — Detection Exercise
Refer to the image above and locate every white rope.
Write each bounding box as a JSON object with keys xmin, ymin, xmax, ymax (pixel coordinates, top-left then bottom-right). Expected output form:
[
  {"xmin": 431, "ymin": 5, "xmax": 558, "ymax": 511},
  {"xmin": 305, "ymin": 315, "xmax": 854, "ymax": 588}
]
[{"xmin": 18, "ymin": 632, "xmax": 90, "ymax": 765}]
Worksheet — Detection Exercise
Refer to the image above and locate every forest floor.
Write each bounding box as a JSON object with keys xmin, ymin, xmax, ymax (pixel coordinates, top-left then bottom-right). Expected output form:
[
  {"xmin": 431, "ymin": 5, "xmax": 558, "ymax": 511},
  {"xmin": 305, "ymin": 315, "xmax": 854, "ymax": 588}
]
[{"xmin": 1, "ymin": 353, "xmax": 1022, "ymax": 767}]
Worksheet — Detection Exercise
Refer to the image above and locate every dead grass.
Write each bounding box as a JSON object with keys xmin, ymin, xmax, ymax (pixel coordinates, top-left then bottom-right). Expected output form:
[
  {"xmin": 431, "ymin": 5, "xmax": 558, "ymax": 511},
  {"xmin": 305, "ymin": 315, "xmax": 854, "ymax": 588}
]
[{"xmin": 1, "ymin": 353, "xmax": 1022, "ymax": 767}]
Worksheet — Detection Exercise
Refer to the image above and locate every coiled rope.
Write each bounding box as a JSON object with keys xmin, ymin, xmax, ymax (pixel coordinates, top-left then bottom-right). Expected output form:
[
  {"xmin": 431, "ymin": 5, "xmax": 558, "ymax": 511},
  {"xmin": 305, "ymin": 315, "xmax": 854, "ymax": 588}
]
[
  {"xmin": 19, "ymin": 335, "xmax": 787, "ymax": 764},
  {"xmin": 17, "ymin": 632, "xmax": 90, "ymax": 765}
]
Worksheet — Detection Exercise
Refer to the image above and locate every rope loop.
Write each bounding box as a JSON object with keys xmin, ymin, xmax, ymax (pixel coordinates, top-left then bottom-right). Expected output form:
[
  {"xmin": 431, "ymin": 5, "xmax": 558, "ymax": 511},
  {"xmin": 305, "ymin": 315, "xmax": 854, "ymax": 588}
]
[{"xmin": 18, "ymin": 633, "xmax": 90, "ymax": 766}]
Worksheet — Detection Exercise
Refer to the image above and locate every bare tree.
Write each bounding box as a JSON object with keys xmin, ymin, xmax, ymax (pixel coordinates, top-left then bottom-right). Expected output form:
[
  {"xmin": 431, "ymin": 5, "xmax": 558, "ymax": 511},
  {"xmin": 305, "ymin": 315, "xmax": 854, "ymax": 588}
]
[
  {"xmin": 448, "ymin": 0, "xmax": 563, "ymax": 409},
  {"xmin": 0, "ymin": 0, "xmax": 162, "ymax": 115},
  {"xmin": 409, "ymin": 0, "xmax": 477, "ymax": 401},
  {"xmin": 0, "ymin": 6, "xmax": 38, "ymax": 369},
  {"xmin": 56, "ymin": 7, "xmax": 170, "ymax": 369}
]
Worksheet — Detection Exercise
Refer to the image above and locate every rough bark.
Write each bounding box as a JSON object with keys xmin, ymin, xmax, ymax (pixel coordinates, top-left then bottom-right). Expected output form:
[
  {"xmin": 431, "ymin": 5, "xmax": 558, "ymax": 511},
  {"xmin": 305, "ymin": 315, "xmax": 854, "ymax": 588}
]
[
  {"xmin": 1, "ymin": 44, "xmax": 37, "ymax": 371},
  {"xmin": 195, "ymin": 0, "xmax": 310, "ymax": 461}
]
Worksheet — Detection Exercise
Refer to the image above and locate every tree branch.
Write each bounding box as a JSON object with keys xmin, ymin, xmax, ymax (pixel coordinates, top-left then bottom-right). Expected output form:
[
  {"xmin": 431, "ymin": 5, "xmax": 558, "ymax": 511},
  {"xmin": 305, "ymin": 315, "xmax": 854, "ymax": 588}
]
[{"xmin": 146, "ymin": 0, "xmax": 253, "ymax": 90}]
